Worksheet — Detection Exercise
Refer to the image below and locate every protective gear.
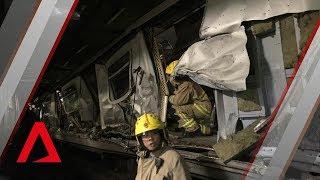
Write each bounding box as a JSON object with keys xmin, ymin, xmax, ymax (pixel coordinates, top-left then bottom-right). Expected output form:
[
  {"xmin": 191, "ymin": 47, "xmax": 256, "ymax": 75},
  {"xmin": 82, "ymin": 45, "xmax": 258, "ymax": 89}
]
[
  {"xmin": 135, "ymin": 113, "xmax": 164, "ymax": 136},
  {"xmin": 136, "ymin": 144, "xmax": 191, "ymax": 180},
  {"xmin": 135, "ymin": 114, "xmax": 191, "ymax": 180},
  {"xmin": 180, "ymin": 118, "xmax": 198, "ymax": 131},
  {"xmin": 176, "ymin": 113, "xmax": 199, "ymax": 132},
  {"xmin": 165, "ymin": 60, "xmax": 179, "ymax": 75},
  {"xmin": 170, "ymin": 80, "xmax": 212, "ymax": 135},
  {"xmin": 199, "ymin": 123, "xmax": 212, "ymax": 135}
]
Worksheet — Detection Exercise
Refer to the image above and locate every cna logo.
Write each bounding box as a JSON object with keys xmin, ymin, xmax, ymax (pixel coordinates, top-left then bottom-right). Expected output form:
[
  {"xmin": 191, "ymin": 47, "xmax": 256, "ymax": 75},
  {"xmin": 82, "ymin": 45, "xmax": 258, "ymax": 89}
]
[
  {"xmin": 16, "ymin": 122, "xmax": 61, "ymax": 163},
  {"xmin": 0, "ymin": 0, "xmax": 78, "ymax": 165}
]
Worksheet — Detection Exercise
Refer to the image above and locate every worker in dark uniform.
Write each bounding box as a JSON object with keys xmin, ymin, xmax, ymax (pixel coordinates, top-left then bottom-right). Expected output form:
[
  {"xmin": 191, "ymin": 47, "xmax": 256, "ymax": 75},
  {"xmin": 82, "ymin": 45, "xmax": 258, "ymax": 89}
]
[
  {"xmin": 166, "ymin": 60, "xmax": 212, "ymax": 136},
  {"xmin": 135, "ymin": 113, "xmax": 191, "ymax": 180}
]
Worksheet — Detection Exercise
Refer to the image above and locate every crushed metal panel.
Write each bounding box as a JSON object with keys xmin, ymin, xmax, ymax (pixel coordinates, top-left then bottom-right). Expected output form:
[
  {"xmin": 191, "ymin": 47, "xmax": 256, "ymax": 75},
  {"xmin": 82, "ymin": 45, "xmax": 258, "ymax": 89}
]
[
  {"xmin": 133, "ymin": 32, "xmax": 159, "ymax": 116},
  {"xmin": 96, "ymin": 32, "xmax": 159, "ymax": 129}
]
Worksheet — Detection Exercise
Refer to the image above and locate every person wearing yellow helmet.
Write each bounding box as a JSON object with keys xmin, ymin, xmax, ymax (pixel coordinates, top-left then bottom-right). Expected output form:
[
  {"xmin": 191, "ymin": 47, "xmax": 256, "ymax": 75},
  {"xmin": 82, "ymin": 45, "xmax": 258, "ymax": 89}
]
[
  {"xmin": 135, "ymin": 113, "xmax": 191, "ymax": 180},
  {"xmin": 165, "ymin": 60, "xmax": 213, "ymax": 137},
  {"xmin": 165, "ymin": 60, "xmax": 179, "ymax": 76}
]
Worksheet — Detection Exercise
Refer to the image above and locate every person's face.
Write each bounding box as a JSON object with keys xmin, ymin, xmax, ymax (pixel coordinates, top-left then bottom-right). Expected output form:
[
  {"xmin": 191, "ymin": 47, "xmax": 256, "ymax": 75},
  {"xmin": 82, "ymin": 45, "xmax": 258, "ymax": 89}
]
[{"xmin": 141, "ymin": 130, "xmax": 161, "ymax": 151}]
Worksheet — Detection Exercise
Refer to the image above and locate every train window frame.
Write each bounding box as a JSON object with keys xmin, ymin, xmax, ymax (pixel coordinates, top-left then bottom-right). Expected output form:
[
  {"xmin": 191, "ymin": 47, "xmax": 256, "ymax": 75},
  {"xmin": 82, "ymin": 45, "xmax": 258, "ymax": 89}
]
[
  {"xmin": 105, "ymin": 50, "xmax": 132, "ymax": 103},
  {"xmin": 61, "ymin": 86, "xmax": 80, "ymax": 114}
]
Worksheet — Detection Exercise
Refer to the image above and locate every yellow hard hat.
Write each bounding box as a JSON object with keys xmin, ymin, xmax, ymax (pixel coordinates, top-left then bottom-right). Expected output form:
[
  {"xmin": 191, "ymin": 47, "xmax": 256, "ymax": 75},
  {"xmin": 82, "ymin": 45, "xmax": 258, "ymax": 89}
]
[
  {"xmin": 135, "ymin": 113, "xmax": 164, "ymax": 136},
  {"xmin": 165, "ymin": 60, "xmax": 179, "ymax": 75}
]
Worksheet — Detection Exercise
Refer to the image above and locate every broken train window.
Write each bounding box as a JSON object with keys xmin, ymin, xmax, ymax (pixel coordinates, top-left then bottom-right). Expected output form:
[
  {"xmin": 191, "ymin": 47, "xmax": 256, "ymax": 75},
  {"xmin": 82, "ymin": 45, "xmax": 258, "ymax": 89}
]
[
  {"xmin": 62, "ymin": 86, "xmax": 80, "ymax": 114},
  {"xmin": 107, "ymin": 52, "xmax": 131, "ymax": 101}
]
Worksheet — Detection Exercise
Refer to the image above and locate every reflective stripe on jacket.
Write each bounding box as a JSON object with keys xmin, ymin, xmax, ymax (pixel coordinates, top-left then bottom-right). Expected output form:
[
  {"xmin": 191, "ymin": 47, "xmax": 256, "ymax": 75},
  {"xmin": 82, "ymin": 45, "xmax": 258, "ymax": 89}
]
[{"xmin": 169, "ymin": 81, "xmax": 212, "ymax": 119}]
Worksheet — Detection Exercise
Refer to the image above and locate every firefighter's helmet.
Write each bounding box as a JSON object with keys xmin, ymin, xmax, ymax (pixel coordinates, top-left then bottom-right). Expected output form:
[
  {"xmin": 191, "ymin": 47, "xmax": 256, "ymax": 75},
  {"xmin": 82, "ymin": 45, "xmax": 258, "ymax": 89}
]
[
  {"xmin": 135, "ymin": 113, "xmax": 164, "ymax": 136},
  {"xmin": 165, "ymin": 60, "xmax": 179, "ymax": 75}
]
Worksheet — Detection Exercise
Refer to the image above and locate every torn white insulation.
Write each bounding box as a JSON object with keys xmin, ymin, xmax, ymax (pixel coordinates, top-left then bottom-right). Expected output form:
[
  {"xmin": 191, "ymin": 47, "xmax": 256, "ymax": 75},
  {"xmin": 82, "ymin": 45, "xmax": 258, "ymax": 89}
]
[
  {"xmin": 175, "ymin": 26, "xmax": 249, "ymax": 91},
  {"xmin": 175, "ymin": 0, "xmax": 320, "ymax": 91}
]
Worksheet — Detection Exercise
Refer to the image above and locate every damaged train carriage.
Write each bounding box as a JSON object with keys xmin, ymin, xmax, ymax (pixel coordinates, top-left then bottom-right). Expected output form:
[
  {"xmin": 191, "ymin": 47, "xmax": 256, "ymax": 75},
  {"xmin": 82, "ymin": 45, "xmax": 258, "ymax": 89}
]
[{"xmin": 38, "ymin": 0, "xmax": 320, "ymax": 179}]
